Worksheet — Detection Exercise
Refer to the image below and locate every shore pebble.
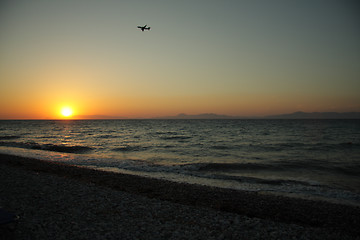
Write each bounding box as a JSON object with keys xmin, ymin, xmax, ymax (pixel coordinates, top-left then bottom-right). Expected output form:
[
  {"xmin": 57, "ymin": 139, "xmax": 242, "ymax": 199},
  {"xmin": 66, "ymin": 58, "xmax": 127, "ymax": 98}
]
[{"xmin": 0, "ymin": 163, "xmax": 358, "ymax": 240}]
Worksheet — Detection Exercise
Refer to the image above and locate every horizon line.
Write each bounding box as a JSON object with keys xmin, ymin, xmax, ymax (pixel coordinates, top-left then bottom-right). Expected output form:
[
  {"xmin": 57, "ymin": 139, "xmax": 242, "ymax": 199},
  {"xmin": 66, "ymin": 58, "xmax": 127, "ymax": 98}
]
[{"xmin": 1, "ymin": 111, "xmax": 360, "ymax": 120}]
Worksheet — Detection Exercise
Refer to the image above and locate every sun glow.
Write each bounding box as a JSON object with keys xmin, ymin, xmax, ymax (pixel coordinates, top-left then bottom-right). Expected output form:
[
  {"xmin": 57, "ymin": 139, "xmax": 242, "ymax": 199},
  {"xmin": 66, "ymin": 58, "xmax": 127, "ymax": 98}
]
[{"xmin": 60, "ymin": 107, "xmax": 73, "ymax": 118}]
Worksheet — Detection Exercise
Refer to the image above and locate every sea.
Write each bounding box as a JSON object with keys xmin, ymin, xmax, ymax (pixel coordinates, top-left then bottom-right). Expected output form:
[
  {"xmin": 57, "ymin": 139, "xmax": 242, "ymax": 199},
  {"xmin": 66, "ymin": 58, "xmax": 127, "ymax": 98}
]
[{"xmin": 1, "ymin": 119, "xmax": 359, "ymax": 206}]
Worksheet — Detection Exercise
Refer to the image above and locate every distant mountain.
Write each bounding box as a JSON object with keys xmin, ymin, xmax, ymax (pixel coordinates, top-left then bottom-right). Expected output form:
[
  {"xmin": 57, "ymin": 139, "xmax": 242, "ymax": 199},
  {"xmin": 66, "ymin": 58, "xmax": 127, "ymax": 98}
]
[
  {"xmin": 154, "ymin": 111, "xmax": 360, "ymax": 119},
  {"xmin": 265, "ymin": 111, "xmax": 360, "ymax": 119},
  {"xmin": 154, "ymin": 113, "xmax": 239, "ymax": 119},
  {"xmin": 73, "ymin": 112, "xmax": 360, "ymax": 120}
]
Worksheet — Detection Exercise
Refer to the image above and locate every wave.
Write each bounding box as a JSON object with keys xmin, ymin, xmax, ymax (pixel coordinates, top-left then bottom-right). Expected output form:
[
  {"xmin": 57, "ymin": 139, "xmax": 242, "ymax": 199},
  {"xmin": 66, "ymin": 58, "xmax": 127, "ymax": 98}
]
[
  {"xmin": 0, "ymin": 141, "xmax": 93, "ymax": 154},
  {"xmin": 112, "ymin": 145, "xmax": 150, "ymax": 152},
  {"xmin": 210, "ymin": 145, "xmax": 234, "ymax": 150},
  {"xmin": 159, "ymin": 136, "xmax": 192, "ymax": 140},
  {"xmin": 154, "ymin": 131, "xmax": 179, "ymax": 135},
  {"xmin": 191, "ymin": 161, "xmax": 360, "ymax": 177},
  {"xmin": 196, "ymin": 162, "xmax": 275, "ymax": 172},
  {"xmin": 197, "ymin": 142, "xmax": 360, "ymax": 154},
  {"xmin": 95, "ymin": 134, "xmax": 118, "ymax": 139},
  {"xmin": 242, "ymin": 142, "xmax": 360, "ymax": 153},
  {"xmin": 41, "ymin": 144, "xmax": 93, "ymax": 153},
  {"xmin": 304, "ymin": 142, "xmax": 360, "ymax": 151},
  {"xmin": 207, "ymin": 173, "xmax": 324, "ymax": 187},
  {"xmin": 0, "ymin": 135, "xmax": 21, "ymax": 140}
]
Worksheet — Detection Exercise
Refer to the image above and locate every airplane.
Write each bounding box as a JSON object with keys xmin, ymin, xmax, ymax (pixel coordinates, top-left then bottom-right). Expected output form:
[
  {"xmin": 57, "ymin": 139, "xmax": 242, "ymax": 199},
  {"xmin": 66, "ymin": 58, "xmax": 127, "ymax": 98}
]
[{"xmin": 137, "ymin": 24, "xmax": 151, "ymax": 31}]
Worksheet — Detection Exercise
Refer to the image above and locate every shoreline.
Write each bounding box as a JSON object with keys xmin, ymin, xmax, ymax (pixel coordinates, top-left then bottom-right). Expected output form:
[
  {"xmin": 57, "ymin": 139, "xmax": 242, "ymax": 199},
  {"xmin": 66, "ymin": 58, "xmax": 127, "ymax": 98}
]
[{"xmin": 1, "ymin": 153, "xmax": 360, "ymax": 238}]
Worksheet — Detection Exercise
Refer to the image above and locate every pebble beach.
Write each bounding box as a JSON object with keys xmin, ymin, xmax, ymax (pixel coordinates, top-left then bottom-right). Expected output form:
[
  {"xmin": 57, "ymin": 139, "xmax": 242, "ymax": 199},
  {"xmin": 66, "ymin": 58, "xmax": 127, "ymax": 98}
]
[{"xmin": 1, "ymin": 153, "xmax": 359, "ymax": 240}]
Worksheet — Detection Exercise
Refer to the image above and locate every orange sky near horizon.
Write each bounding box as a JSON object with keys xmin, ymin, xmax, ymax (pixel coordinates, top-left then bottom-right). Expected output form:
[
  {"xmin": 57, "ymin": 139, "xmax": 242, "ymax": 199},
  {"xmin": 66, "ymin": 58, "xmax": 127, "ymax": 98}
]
[{"xmin": 1, "ymin": 0, "xmax": 359, "ymax": 119}]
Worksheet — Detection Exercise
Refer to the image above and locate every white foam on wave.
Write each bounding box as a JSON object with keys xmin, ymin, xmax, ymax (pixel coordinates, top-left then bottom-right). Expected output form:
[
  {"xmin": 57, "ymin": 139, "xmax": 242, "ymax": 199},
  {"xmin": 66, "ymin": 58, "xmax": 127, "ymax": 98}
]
[
  {"xmin": 86, "ymin": 164, "xmax": 360, "ymax": 207},
  {"xmin": 1, "ymin": 146, "xmax": 360, "ymax": 207}
]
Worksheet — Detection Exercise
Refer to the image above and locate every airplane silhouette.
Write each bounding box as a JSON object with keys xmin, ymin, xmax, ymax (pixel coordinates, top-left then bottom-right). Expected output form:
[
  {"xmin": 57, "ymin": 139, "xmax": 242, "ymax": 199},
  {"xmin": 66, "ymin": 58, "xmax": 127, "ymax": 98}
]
[{"xmin": 137, "ymin": 25, "xmax": 151, "ymax": 31}]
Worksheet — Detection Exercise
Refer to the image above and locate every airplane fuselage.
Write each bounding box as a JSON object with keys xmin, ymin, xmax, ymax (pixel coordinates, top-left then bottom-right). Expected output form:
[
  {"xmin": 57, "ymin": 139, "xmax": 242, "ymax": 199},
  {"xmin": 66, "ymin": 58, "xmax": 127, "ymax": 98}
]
[{"xmin": 137, "ymin": 25, "xmax": 151, "ymax": 31}]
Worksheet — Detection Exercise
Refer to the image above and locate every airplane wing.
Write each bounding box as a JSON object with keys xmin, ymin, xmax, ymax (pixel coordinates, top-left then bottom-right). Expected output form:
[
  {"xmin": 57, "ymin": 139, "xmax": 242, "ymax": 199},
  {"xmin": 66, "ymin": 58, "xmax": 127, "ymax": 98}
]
[{"xmin": 137, "ymin": 25, "xmax": 149, "ymax": 31}]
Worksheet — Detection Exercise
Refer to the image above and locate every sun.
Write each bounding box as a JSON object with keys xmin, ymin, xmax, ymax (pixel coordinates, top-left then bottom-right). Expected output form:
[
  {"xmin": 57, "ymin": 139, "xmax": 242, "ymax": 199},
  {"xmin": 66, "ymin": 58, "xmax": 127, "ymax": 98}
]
[{"xmin": 60, "ymin": 107, "xmax": 73, "ymax": 118}]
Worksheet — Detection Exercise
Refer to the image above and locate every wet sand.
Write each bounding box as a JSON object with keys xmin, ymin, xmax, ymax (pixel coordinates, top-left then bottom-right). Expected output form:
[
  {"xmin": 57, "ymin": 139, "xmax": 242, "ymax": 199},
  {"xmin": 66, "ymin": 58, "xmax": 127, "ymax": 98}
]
[{"xmin": 1, "ymin": 153, "xmax": 359, "ymax": 239}]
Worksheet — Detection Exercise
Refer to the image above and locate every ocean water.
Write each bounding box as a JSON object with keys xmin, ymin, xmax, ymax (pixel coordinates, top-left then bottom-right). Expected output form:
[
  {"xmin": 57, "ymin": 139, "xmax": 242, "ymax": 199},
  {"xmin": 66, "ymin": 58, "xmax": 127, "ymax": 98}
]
[{"xmin": 1, "ymin": 119, "xmax": 359, "ymax": 205}]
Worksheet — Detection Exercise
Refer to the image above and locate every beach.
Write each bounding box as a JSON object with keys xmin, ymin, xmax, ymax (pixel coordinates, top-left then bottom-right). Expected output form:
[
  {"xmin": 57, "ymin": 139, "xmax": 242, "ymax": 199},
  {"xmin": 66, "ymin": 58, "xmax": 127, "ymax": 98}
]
[{"xmin": 1, "ymin": 153, "xmax": 359, "ymax": 240}]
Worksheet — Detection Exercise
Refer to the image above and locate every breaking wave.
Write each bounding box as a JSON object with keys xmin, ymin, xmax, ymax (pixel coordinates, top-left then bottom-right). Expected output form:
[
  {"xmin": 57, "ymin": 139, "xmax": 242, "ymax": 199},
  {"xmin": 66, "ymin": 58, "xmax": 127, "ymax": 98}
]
[
  {"xmin": 0, "ymin": 141, "xmax": 93, "ymax": 154},
  {"xmin": 191, "ymin": 161, "xmax": 360, "ymax": 177}
]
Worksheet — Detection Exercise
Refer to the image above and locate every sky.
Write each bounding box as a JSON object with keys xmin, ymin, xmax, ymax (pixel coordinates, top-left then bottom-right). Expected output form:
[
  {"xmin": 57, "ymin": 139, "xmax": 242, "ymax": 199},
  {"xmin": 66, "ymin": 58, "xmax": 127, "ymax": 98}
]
[{"xmin": 1, "ymin": 0, "xmax": 359, "ymax": 119}]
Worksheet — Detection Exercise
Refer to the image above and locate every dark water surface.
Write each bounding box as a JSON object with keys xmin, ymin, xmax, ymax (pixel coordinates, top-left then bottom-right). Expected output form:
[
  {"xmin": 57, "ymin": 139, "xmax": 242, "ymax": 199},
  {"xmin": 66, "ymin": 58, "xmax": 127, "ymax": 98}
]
[{"xmin": 1, "ymin": 119, "xmax": 359, "ymax": 205}]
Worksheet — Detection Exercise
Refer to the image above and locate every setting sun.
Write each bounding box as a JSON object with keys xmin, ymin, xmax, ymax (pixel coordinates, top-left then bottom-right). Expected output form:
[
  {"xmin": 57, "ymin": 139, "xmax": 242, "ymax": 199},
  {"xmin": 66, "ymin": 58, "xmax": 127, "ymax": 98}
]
[{"xmin": 60, "ymin": 107, "xmax": 73, "ymax": 118}]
